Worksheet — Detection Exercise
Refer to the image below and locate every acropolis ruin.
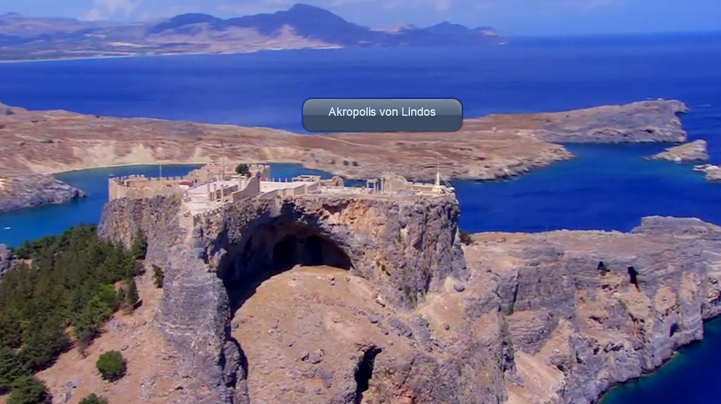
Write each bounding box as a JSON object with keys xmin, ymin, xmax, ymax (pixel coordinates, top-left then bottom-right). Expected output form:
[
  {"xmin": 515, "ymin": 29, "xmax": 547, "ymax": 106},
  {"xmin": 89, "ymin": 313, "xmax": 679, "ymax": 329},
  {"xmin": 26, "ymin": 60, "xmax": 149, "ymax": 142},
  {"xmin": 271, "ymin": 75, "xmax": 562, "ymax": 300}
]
[{"xmin": 108, "ymin": 163, "xmax": 455, "ymax": 220}]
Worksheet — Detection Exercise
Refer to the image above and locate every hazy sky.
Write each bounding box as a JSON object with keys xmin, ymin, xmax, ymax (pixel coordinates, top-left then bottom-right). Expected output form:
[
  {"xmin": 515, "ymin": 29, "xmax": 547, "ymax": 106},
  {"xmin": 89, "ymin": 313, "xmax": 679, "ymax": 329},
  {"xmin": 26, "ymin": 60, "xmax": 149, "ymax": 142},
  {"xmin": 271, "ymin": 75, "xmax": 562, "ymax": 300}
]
[{"xmin": 1, "ymin": 0, "xmax": 720, "ymax": 36}]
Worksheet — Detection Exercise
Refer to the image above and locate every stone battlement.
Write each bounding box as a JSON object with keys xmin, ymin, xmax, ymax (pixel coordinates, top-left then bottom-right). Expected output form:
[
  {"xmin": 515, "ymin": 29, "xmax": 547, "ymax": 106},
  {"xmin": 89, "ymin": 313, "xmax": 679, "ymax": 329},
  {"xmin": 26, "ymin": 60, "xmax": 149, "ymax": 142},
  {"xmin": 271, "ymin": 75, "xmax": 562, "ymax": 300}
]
[{"xmin": 108, "ymin": 174, "xmax": 196, "ymax": 200}]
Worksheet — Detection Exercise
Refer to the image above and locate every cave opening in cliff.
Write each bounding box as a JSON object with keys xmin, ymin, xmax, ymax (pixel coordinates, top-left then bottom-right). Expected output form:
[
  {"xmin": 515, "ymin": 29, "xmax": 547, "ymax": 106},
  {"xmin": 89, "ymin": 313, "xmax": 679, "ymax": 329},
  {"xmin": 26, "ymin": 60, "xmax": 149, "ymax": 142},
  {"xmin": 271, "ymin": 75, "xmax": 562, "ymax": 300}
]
[
  {"xmin": 354, "ymin": 346, "xmax": 382, "ymax": 404},
  {"xmin": 220, "ymin": 216, "xmax": 352, "ymax": 310}
]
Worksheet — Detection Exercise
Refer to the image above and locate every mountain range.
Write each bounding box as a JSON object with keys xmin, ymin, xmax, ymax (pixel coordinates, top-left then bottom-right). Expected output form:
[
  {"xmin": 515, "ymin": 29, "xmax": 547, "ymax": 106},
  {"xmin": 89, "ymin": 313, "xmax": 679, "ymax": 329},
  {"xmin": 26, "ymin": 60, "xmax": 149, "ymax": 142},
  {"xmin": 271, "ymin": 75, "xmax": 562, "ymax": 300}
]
[{"xmin": 0, "ymin": 4, "xmax": 502, "ymax": 61}]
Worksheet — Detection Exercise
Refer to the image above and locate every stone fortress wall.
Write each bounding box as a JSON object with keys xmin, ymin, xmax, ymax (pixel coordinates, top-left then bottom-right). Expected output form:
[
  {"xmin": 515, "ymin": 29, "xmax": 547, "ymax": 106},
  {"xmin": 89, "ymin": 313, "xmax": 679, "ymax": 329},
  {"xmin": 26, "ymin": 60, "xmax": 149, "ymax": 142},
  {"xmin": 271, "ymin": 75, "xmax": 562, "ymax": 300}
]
[
  {"xmin": 108, "ymin": 175, "xmax": 192, "ymax": 200},
  {"xmin": 108, "ymin": 163, "xmax": 273, "ymax": 201}
]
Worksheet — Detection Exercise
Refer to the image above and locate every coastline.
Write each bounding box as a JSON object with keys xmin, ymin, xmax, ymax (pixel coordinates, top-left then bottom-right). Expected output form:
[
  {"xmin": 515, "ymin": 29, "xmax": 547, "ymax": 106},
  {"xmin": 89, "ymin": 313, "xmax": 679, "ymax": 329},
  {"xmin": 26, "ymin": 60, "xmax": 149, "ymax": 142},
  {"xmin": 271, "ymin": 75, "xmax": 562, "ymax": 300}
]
[
  {"xmin": 0, "ymin": 46, "xmax": 345, "ymax": 65},
  {"xmin": 0, "ymin": 51, "xmax": 225, "ymax": 65}
]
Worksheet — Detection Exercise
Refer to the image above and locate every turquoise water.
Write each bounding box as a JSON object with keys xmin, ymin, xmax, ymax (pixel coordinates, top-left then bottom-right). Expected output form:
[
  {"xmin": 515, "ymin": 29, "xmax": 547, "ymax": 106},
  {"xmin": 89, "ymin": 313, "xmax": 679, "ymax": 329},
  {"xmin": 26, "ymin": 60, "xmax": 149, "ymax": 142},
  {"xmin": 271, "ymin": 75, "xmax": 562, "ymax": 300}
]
[{"xmin": 0, "ymin": 36, "xmax": 720, "ymax": 403}]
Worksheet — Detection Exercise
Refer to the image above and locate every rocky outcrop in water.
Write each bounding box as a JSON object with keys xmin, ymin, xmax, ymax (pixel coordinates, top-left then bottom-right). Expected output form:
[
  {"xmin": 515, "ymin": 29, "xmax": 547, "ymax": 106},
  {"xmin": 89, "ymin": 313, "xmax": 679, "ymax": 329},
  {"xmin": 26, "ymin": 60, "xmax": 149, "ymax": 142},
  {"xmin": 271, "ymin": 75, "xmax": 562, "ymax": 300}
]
[
  {"xmin": 649, "ymin": 139, "xmax": 709, "ymax": 162},
  {"xmin": 695, "ymin": 164, "xmax": 721, "ymax": 183},
  {"xmin": 0, "ymin": 174, "xmax": 84, "ymax": 213}
]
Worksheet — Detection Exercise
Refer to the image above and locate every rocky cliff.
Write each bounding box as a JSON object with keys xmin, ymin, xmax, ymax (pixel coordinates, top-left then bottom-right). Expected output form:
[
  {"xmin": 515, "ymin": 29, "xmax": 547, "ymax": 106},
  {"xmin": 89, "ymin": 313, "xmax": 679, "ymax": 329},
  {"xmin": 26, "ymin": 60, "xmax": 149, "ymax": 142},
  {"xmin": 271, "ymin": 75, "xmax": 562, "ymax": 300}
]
[
  {"xmin": 0, "ymin": 174, "xmax": 84, "ymax": 213},
  {"xmin": 466, "ymin": 216, "xmax": 721, "ymax": 404},
  {"xmin": 98, "ymin": 191, "xmax": 468, "ymax": 403},
  {"xmin": 98, "ymin": 184, "xmax": 721, "ymax": 404}
]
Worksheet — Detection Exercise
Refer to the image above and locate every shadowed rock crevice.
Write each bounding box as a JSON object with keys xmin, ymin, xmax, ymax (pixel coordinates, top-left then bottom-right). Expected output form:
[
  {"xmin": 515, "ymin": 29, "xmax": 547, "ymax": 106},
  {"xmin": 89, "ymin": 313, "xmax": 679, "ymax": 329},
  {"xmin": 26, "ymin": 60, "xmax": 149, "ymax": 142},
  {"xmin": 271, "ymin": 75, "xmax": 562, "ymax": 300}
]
[
  {"xmin": 628, "ymin": 266, "xmax": 639, "ymax": 290},
  {"xmin": 354, "ymin": 347, "xmax": 382, "ymax": 404},
  {"xmin": 217, "ymin": 215, "xmax": 353, "ymax": 311}
]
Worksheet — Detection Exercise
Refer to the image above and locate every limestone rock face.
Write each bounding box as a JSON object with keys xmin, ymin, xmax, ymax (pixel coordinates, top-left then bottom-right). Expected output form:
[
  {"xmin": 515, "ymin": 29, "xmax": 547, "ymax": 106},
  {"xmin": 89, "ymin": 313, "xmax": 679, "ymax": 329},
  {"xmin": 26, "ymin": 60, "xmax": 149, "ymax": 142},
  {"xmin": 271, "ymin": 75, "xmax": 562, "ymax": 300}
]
[
  {"xmin": 467, "ymin": 216, "xmax": 721, "ymax": 404},
  {"xmin": 100, "ymin": 196, "xmax": 237, "ymax": 404},
  {"xmin": 99, "ymin": 192, "xmax": 467, "ymax": 403},
  {"xmin": 0, "ymin": 174, "xmax": 84, "ymax": 213},
  {"xmin": 0, "ymin": 244, "xmax": 14, "ymax": 281},
  {"xmin": 98, "ymin": 196, "xmax": 183, "ymax": 262},
  {"xmin": 197, "ymin": 193, "xmax": 468, "ymax": 309},
  {"xmin": 649, "ymin": 139, "xmax": 709, "ymax": 162}
]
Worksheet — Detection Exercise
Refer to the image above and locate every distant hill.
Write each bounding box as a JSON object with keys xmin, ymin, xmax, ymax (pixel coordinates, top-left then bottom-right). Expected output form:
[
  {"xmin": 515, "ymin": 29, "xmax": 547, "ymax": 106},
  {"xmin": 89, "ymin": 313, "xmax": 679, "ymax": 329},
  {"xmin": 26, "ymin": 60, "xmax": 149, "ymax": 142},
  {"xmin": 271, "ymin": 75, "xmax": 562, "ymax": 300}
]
[{"xmin": 0, "ymin": 4, "xmax": 502, "ymax": 61}]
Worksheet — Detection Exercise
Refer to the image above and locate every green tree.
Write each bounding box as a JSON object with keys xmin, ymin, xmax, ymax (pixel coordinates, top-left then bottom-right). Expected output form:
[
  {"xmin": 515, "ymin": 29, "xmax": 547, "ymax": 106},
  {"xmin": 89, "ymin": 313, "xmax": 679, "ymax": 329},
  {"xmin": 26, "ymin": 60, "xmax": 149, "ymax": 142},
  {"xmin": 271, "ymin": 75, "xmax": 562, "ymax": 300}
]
[
  {"xmin": 96, "ymin": 351, "xmax": 126, "ymax": 382},
  {"xmin": 152, "ymin": 265, "xmax": 164, "ymax": 289},
  {"xmin": 0, "ymin": 347, "xmax": 30, "ymax": 394},
  {"xmin": 19, "ymin": 318, "xmax": 70, "ymax": 371},
  {"xmin": 130, "ymin": 228, "xmax": 147, "ymax": 260},
  {"xmin": 0, "ymin": 310, "xmax": 24, "ymax": 349},
  {"xmin": 235, "ymin": 163, "xmax": 250, "ymax": 176},
  {"xmin": 75, "ymin": 328, "xmax": 98, "ymax": 357},
  {"xmin": 0, "ymin": 225, "xmax": 136, "ymax": 378},
  {"xmin": 7, "ymin": 376, "xmax": 51, "ymax": 404},
  {"xmin": 96, "ymin": 284, "xmax": 120, "ymax": 311},
  {"xmin": 79, "ymin": 393, "xmax": 109, "ymax": 404},
  {"xmin": 73, "ymin": 293, "xmax": 114, "ymax": 338},
  {"xmin": 124, "ymin": 277, "xmax": 139, "ymax": 313}
]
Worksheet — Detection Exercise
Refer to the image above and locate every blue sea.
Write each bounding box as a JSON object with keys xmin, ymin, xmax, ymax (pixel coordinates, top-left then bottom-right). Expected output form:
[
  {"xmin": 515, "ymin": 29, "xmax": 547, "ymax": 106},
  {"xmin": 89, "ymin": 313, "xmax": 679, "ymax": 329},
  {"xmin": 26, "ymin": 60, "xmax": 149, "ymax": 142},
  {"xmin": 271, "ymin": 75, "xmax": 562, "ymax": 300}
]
[{"xmin": 1, "ymin": 34, "xmax": 721, "ymax": 403}]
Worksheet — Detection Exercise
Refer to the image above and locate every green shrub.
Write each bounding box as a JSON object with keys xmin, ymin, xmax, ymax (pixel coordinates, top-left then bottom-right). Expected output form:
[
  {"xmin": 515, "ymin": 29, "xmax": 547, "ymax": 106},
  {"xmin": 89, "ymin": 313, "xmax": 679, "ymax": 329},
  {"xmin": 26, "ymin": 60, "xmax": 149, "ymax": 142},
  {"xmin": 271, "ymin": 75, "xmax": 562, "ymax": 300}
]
[
  {"xmin": 152, "ymin": 265, "xmax": 164, "ymax": 289},
  {"xmin": 235, "ymin": 163, "xmax": 250, "ymax": 176},
  {"xmin": 598, "ymin": 261, "xmax": 610, "ymax": 276},
  {"xmin": 459, "ymin": 230, "xmax": 474, "ymax": 246},
  {"xmin": 124, "ymin": 277, "xmax": 139, "ymax": 313},
  {"xmin": 73, "ymin": 291, "xmax": 116, "ymax": 338},
  {"xmin": 75, "ymin": 328, "xmax": 98, "ymax": 357},
  {"xmin": 130, "ymin": 228, "xmax": 147, "ymax": 260},
  {"xmin": 79, "ymin": 393, "xmax": 109, "ymax": 404},
  {"xmin": 96, "ymin": 351, "xmax": 126, "ymax": 382},
  {"xmin": 7, "ymin": 376, "xmax": 51, "ymax": 404}
]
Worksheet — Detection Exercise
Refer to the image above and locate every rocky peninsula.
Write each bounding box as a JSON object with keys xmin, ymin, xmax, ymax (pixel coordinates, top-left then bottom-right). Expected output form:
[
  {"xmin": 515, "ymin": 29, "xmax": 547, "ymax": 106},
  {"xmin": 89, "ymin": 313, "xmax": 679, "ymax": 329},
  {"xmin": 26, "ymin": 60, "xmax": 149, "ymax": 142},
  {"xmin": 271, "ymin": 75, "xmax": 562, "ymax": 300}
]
[
  {"xmin": 649, "ymin": 139, "xmax": 709, "ymax": 162},
  {"xmin": 0, "ymin": 99, "xmax": 689, "ymax": 213},
  {"xmin": 88, "ymin": 179, "xmax": 721, "ymax": 404},
  {"xmin": 0, "ymin": 174, "xmax": 84, "ymax": 214}
]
